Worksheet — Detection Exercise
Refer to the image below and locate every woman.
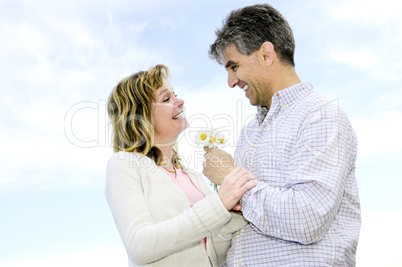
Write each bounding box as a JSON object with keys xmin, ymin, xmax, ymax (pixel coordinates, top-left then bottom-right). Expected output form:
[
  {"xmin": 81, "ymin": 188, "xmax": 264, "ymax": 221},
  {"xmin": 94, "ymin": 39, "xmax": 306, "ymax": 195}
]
[{"xmin": 105, "ymin": 64, "xmax": 257, "ymax": 267}]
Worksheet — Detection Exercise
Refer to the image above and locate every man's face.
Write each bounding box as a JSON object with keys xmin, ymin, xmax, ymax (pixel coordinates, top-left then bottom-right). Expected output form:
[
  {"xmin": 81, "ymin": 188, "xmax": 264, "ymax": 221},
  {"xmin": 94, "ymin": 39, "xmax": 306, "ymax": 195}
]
[{"xmin": 223, "ymin": 44, "xmax": 271, "ymax": 107}]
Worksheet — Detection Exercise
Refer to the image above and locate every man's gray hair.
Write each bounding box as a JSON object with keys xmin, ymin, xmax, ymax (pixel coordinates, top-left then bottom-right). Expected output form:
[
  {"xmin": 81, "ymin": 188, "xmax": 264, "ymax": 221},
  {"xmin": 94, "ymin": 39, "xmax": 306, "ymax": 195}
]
[{"xmin": 209, "ymin": 4, "xmax": 296, "ymax": 67}]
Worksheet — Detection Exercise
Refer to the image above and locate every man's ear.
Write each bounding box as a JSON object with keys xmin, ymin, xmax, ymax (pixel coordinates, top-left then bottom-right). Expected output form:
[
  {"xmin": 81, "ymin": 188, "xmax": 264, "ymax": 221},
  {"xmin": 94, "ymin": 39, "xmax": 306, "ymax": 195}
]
[{"xmin": 260, "ymin": 41, "xmax": 274, "ymax": 67}]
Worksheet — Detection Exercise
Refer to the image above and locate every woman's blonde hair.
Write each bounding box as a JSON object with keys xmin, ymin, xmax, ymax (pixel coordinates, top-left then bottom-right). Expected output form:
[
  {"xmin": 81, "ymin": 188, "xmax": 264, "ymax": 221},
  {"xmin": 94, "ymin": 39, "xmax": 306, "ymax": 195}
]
[{"xmin": 107, "ymin": 64, "xmax": 182, "ymax": 168}]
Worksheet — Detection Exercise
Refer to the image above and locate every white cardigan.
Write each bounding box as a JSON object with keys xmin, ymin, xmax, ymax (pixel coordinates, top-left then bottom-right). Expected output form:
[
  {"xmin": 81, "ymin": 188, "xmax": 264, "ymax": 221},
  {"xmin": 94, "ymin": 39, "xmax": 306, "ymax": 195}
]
[{"xmin": 105, "ymin": 152, "xmax": 247, "ymax": 267}]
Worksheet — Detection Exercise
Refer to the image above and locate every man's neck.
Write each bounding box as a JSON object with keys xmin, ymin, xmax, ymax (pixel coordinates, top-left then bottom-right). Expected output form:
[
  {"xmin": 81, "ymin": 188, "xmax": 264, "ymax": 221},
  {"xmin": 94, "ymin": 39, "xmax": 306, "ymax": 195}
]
[{"xmin": 272, "ymin": 65, "xmax": 301, "ymax": 94}]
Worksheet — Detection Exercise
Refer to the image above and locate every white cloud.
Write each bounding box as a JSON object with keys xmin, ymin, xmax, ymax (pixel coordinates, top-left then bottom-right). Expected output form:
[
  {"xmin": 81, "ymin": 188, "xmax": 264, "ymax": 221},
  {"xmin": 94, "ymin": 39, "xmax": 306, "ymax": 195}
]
[
  {"xmin": 329, "ymin": 48, "xmax": 379, "ymax": 74},
  {"xmin": 375, "ymin": 89, "xmax": 402, "ymax": 110},
  {"xmin": 0, "ymin": 0, "xmax": 168, "ymax": 191},
  {"xmin": 351, "ymin": 86, "xmax": 402, "ymax": 158},
  {"xmin": 304, "ymin": 0, "xmax": 402, "ymax": 83},
  {"xmin": 328, "ymin": 0, "xmax": 401, "ymax": 25},
  {"xmin": 352, "ymin": 111, "xmax": 402, "ymax": 158}
]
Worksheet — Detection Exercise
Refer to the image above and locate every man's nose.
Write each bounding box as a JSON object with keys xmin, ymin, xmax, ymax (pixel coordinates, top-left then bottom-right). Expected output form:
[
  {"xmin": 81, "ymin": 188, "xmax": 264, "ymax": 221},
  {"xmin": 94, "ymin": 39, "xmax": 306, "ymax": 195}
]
[{"xmin": 228, "ymin": 71, "xmax": 239, "ymax": 88}]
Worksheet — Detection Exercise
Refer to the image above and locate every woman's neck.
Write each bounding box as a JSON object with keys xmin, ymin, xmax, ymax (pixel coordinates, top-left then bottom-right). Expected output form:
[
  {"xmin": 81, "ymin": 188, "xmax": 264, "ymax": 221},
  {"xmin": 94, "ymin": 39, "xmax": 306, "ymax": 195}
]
[{"xmin": 157, "ymin": 145, "xmax": 174, "ymax": 169}]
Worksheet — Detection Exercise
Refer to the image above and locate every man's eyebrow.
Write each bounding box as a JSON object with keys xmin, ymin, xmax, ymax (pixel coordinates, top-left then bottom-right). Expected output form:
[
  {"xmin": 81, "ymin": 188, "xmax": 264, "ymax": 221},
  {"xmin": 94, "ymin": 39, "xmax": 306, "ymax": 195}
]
[{"xmin": 225, "ymin": 60, "xmax": 236, "ymax": 69}]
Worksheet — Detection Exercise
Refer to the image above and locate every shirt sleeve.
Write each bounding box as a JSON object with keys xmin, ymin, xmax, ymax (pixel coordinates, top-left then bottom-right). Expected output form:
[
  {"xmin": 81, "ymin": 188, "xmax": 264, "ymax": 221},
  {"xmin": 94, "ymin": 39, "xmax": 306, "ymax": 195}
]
[
  {"xmin": 105, "ymin": 154, "xmax": 232, "ymax": 265},
  {"xmin": 240, "ymin": 104, "xmax": 358, "ymax": 245}
]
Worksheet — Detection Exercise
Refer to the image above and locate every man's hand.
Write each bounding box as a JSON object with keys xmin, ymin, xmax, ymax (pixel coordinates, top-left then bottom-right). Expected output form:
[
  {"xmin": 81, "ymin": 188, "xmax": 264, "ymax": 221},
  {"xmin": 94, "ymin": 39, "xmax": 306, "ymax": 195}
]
[{"xmin": 202, "ymin": 147, "xmax": 235, "ymax": 185}]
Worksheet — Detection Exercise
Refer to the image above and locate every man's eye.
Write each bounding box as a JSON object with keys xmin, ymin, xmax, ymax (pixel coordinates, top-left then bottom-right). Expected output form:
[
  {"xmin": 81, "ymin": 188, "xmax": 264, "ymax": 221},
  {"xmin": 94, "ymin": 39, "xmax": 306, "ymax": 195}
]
[{"xmin": 231, "ymin": 65, "xmax": 238, "ymax": 71}]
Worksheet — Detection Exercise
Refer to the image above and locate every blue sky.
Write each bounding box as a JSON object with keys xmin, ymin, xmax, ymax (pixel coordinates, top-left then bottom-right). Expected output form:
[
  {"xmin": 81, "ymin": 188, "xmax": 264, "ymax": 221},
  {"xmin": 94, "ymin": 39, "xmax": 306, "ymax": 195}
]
[{"xmin": 0, "ymin": 0, "xmax": 401, "ymax": 266}]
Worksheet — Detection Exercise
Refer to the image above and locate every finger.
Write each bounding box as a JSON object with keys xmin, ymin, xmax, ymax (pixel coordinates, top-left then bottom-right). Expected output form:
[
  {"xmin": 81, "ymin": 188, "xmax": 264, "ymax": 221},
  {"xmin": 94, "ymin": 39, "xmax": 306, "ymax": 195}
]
[
  {"xmin": 236, "ymin": 172, "xmax": 256, "ymax": 184},
  {"xmin": 238, "ymin": 168, "xmax": 254, "ymax": 177},
  {"xmin": 227, "ymin": 166, "xmax": 243, "ymax": 177},
  {"xmin": 232, "ymin": 203, "xmax": 242, "ymax": 211},
  {"xmin": 222, "ymin": 168, "xmax": 242, "ymax": 186},
  {"xmin": 231, "ymin": 168, "xmax": 250, "ymax": 182},
  {"xmin": 238, "ymin": 180, "xmax": 258, "ymax": 195},
  {"xmin": 235, "ymin": 175, "xmax": 256, "ymax": 191},
  {"xmin": 204, "ymin": 146, "xmax": 212, "ymax": 153}
]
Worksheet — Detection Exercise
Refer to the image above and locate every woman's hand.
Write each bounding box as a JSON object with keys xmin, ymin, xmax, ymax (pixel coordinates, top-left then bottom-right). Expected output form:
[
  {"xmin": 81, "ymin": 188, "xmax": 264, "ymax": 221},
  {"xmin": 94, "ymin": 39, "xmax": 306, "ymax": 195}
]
[{"xmin": 217, "ymin": 166, "xmax": 258, "ymax": 211}]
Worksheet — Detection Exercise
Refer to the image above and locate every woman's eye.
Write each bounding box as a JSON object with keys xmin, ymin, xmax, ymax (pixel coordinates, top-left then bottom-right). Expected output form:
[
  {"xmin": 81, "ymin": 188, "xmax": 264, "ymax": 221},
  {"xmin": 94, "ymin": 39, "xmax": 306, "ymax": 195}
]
[{"xmin": 162, "ymin": 93, "xmax": 177, "ymax": 103}]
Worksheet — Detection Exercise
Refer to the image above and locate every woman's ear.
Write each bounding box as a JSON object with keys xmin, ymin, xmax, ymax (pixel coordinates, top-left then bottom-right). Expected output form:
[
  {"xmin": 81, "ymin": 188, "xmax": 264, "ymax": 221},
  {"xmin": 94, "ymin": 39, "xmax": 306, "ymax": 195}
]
[{"xmin": 260, "ymin": 41, "xmax": 274, "ymax": 67}]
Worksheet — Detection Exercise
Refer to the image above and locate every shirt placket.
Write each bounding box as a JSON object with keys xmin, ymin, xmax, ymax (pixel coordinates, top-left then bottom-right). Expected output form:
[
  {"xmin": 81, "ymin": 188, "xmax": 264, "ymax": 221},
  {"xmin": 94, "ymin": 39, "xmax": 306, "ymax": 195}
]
[
  {"xmin": 233, "ymin": 227, "xmax": 243, "ymax": 266},
  {"xmin": 255, "ymin": 102, "xmax": 281, "ymax": 177}
]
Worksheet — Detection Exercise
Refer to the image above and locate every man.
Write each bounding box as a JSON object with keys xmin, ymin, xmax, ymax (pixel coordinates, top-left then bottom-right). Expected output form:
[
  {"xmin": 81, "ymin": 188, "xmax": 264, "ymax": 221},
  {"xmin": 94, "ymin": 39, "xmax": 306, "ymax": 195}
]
[{"xmin": 203, "ymin": 4, "xmax": 361, "ymax": 266}]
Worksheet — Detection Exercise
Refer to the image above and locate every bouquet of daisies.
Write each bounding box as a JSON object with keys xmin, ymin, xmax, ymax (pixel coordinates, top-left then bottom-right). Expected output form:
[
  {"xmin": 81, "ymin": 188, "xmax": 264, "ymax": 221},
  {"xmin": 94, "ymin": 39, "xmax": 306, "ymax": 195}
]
[
  {"xmin": 193, "ymin": 128, "xmax": 227, "ymax": 148},
  {"xmin": 193, "ymin": 128, "xmax": 227, "ymax": 191}
]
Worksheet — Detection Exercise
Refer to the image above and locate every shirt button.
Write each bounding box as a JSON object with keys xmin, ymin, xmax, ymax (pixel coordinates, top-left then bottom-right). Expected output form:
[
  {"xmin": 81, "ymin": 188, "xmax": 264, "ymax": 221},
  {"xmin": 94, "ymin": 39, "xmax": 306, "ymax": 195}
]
[
  {"xmin": 237, "ymin": 230, "xmax": 241, "ymax": 235},
  {"xmin": 237, "ymin": 261, "xmax": 242, "ymax": 266}
]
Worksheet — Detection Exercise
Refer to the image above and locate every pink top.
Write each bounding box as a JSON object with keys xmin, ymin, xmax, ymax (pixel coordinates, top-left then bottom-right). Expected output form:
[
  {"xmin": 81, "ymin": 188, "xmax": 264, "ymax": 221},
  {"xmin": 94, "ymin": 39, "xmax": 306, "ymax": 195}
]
[{"xmin": 160, "ymin": 166, "xmax": 207, "ymax": 249}]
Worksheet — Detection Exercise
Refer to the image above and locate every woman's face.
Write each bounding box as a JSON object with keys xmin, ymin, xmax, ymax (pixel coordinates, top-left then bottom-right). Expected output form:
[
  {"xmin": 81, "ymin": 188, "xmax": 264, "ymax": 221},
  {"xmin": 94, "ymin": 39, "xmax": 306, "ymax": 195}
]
[{"xmin": 153, "ymin": 79, "xmax": 189, "ymax": 146}]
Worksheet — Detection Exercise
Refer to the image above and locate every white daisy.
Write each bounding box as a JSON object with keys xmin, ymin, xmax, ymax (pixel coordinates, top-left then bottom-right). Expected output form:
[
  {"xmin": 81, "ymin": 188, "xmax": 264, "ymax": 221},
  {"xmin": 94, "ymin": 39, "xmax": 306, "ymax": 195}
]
[
  {"xmin": 207, "ymin": 133, "xmax": 217, "ymax": 148},
  {"xmin": 194, "ymin": 129, "xmax": 211, "ymax": 145},
  {"xmin": 193, "ymin": 127, "xmax": 227, "ymax": 148},
  {"xmin": 214, "ymin": 131, "xmax": 227, "ymax": 146}
]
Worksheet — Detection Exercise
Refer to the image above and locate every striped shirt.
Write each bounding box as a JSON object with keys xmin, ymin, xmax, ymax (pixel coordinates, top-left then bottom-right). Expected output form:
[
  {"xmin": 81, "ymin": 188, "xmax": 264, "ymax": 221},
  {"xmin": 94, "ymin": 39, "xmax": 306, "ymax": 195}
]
[{"xmin": 226, "ymin": 83, "xmax": 361, "ymax": 266}]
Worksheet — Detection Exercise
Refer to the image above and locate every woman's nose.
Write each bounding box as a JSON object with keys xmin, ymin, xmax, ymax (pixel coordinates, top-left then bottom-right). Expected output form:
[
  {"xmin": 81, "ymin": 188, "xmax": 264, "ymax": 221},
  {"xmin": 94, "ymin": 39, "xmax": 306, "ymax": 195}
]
[{"xmin": 175, "ymin": 97, "xmax": 185, "ymax": 108}]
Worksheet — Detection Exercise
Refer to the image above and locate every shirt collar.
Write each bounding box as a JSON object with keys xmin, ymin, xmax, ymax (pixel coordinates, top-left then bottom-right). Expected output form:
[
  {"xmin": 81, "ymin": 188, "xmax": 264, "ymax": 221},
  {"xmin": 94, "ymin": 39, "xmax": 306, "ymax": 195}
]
[
  {"xmin": 256, "ymin": 82, "xmax": 313, "ymax": 124},
  {"xmin": 256, "ymin": 106, "xmax": 269, "ymax": 125},
  {"xmin": 272, "ymin": 82, "xmax": 313, "ymax": 108}
]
